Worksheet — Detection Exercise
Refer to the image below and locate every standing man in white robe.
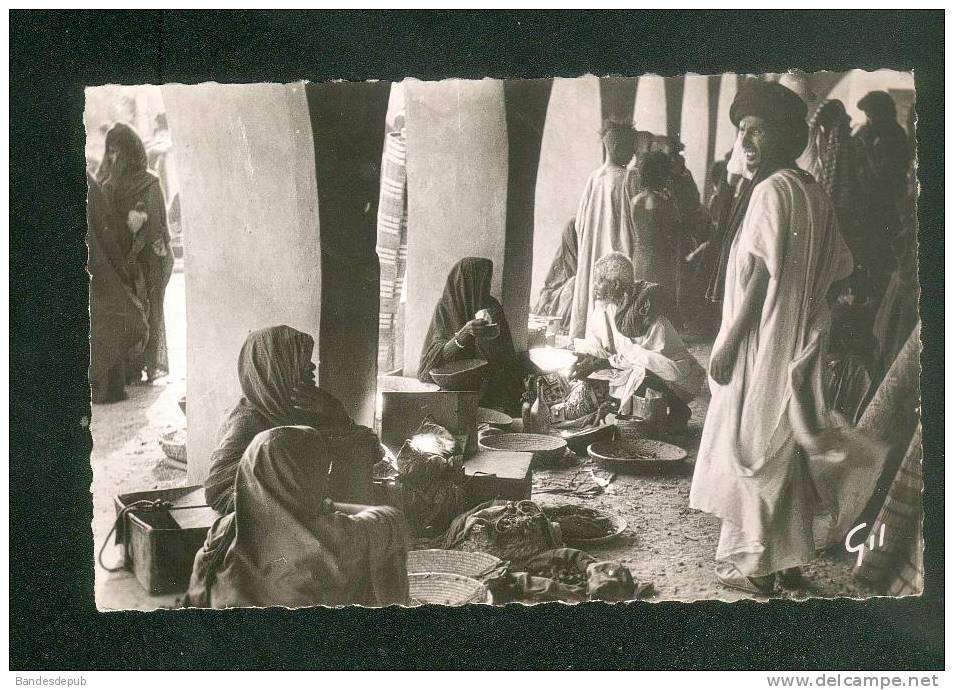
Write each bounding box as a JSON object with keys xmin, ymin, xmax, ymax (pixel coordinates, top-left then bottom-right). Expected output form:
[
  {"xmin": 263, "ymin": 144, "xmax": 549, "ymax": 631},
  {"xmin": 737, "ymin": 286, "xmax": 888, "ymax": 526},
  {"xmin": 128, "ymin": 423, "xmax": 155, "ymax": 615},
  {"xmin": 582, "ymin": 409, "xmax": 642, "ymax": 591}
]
[
  {"xmin": 569, "ymin": 119, "xmax": 638, "ymax": 340},
  {"xmin": 689, "ymin": 80, "xmax": 854, "ymax": 594}
]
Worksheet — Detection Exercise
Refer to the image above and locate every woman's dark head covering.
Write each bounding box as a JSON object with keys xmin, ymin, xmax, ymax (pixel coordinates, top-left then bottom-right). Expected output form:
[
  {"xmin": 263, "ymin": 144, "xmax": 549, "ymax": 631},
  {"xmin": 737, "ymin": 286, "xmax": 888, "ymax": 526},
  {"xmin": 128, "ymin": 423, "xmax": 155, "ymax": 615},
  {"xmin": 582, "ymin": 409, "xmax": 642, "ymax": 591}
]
[
  {"xmin": 97, "ymin": 123, "xmax": 157, "ymax": 205},
  {"xmin": 437, "ymin": 257, "xmax": 493, "ymax": 330},
  {"xmin": 238, "ymin": 325, "xmax": 316, "ymax": 427},
  {"xmin": 418, "ymin": 257, "xmax": 515, "ymax": 382},
  {"xmin": 730, "ymin": 79, "xmax": 809, "ymax": 165},
  {"xmin": 858, "ymin": 90, "xmax": 897, "ymax": 123}
]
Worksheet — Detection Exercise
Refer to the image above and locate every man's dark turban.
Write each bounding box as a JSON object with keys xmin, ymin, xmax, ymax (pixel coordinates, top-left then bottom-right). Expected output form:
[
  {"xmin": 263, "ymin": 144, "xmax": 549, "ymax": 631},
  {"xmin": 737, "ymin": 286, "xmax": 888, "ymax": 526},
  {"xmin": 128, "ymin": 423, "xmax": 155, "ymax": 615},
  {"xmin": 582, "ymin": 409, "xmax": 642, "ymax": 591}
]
[{"xmin": 730, "ymin": 79, "xmax": 809, "ymax": 163}]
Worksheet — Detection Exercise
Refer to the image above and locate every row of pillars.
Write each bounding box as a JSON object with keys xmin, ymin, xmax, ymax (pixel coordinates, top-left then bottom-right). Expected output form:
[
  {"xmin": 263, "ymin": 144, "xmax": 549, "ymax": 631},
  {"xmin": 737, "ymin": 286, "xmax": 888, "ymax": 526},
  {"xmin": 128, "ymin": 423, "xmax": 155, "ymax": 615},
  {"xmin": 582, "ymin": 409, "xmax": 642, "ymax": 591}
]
[{"xmin": 159, "ymin": 75, "xmax": 826, "ymax": 483}]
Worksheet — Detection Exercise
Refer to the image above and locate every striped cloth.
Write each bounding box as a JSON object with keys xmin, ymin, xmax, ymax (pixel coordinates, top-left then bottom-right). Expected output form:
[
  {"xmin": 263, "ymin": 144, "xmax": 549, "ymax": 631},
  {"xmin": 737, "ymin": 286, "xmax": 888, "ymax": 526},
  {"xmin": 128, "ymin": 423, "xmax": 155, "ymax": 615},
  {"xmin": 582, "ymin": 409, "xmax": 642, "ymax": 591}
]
[
  {"xmin": 375, "ymin": 130, "xmax": 408, "ymax": 374},
  {"xmin": 855, "ymin": 424, "xmax": 923, "ymax": 595}
]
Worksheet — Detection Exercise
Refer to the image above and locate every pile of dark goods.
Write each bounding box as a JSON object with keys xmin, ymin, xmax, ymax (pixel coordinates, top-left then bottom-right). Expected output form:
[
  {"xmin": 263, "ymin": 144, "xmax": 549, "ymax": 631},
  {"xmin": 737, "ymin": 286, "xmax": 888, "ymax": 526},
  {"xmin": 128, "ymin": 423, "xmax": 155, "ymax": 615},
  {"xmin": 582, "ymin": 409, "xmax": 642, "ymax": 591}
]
[{"xmin": 544, "ymin": 504, "xmax": 615, "ymax": 540}]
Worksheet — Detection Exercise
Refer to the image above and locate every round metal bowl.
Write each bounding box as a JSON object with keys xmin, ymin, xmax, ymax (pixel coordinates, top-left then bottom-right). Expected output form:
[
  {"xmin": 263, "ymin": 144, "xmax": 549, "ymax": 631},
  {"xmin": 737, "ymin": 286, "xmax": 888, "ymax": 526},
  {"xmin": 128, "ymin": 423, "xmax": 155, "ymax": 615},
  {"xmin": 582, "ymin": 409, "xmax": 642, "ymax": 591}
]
[{"xmin": 587, "ymin": 438, "xmax": 688, "ymax": 474}]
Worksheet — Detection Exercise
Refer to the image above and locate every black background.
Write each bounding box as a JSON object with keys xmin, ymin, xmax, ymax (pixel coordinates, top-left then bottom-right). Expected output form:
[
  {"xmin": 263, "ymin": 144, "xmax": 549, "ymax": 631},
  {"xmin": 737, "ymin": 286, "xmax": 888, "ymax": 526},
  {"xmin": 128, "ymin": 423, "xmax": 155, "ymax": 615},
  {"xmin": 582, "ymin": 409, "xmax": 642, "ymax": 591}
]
[{"xmin": 9, "ymin": 10, "xmax": 944, "ymax": 670}]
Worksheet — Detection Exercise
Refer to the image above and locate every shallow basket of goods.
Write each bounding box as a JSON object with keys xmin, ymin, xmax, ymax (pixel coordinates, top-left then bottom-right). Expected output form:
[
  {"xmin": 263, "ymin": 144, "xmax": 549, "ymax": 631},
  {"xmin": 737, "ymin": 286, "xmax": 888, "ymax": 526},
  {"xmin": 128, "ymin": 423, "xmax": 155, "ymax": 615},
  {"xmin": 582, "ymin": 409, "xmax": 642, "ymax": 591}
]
[
  {"xmin": 587, "ymin": 438, "xmax": 688, "ymax": 474},
  {"xmin": 478, "ymin": 432, "xmax": 567, "ymax": 466},
  {"xmin": 540, "ymin": 504, "xmax": 628, "ymax": 546},
  {"xmin": 407, "ymin": 572, "xmax": 490, "ymax": 606}
]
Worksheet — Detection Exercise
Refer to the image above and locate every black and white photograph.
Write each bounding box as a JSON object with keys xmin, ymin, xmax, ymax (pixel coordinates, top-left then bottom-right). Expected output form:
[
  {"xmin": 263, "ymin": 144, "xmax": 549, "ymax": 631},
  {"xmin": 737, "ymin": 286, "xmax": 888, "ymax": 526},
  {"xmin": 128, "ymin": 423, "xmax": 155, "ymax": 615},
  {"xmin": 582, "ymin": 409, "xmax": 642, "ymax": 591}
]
[
  {"xmin": 10, "ymin": 8, "xmax": 944, "ymax": 676},
  {"xmin": 85, "ymin": 70, "xmax": 922, "ymax": 610}
]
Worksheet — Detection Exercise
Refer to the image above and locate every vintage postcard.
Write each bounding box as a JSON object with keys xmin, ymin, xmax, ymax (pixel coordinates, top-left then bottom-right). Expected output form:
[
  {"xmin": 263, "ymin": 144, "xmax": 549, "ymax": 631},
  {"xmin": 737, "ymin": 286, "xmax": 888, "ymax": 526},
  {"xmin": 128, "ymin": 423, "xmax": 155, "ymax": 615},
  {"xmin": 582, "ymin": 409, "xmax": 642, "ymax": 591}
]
[{"xmin": 86, "ymin": 70, "xmax": 921, "ymax": 611}]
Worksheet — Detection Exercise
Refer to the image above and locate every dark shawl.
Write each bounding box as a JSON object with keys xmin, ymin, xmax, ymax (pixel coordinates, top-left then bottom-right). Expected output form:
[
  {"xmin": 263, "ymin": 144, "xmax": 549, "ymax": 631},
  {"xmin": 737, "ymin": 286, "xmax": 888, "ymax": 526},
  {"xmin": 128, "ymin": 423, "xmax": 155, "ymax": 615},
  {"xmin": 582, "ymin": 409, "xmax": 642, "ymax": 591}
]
[
  {"xmin": 87, "ymin": 173, "xmax": 148, "ymax": 390},
  {"xmin": 204, "ymin": 326, "xmax": 377, "ymax": 513},
  {"xmin": 185, "ymin": 426, "xmax": 409, "ymax": 608},
  {"xmin": 532, "ymin": 218, "xmax": 578, "ymax": 323},
  {"xmin": 615, "ymin": 280, "xmax": 670, "ymax": 339},
  {"xmin": 98, "ymin": 123, "xmax": 158, "ymax": 208},
  {"xmin": 97, "ymin": 123, "xmax": 170, "ymax": 260},
  {"xmin": 417, "ymin": 257, "xmax": 523, "ymax": 413}
]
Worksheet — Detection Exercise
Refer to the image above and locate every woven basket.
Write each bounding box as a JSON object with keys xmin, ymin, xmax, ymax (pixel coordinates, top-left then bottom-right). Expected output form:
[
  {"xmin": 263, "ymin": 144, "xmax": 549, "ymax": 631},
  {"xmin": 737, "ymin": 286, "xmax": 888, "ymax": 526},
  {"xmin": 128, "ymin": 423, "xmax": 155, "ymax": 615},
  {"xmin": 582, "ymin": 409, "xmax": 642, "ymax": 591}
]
[
  {"xmin": 477, "ymin": 407, "xmax": 513, "ymax": 428},
  {"xmin": 407, "ymin": 549, "xmax": 503, "ymax": 579},
  {"xmin": 478, "ymin": 433, "xmax": 567, "ymax": 464},
  {"xmin": 407, "ymin": 572, "xmax": 489, "ymax": 606},
  {"xmin": 159, "ymin": 430, "xmax": 187, "ymax": 465},
  {"xmin": 429, "ymin": 358, "xmax": 488, "ymax": 391},
  {"xmin": 588, "ymin": 438, "xmax": 688, "ymax": 474}
]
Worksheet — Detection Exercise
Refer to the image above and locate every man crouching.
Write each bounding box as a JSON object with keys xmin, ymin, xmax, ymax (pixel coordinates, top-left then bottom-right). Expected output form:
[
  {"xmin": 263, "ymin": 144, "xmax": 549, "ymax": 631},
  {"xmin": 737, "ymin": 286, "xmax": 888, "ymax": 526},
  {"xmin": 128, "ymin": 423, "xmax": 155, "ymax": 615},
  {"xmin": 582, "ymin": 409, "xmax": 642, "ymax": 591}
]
[{"xmin": 570, "ymin": 252, "xmax": 705, "ymax": 434}]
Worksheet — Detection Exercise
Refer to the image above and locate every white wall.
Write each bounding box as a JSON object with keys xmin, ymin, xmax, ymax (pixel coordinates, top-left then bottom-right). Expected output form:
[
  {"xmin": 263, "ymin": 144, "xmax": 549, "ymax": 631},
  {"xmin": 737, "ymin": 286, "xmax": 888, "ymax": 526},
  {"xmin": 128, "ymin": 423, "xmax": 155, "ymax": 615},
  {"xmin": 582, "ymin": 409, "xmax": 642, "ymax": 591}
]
[
  {"xmin": 529, "ymin": 76, "xmax": 602, "ymax": 306},
  {"xmin": 162, "ymin": 83, "xmax": 322, "ymax": 483},
  {"xmin": 403, "ymin": 79, "xmax": 509, "ymax": 376}
]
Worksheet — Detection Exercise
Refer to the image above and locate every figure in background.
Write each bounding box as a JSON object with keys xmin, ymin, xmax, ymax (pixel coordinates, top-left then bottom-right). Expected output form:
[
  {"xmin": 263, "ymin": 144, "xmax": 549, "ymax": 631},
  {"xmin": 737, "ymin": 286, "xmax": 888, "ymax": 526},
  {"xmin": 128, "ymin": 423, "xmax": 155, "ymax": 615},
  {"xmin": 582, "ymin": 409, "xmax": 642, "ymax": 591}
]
[
  {"xmin": 630, "ymin": 152, "xmax": 680, "ymax": 304},
  {"xmin": 531, "ymin": 218, "xmax": 578, "ymax": 332},
  {"xmin": 184, "ymin": 426, "xmax": 409, "ymax": 608},
  {"xmin": 690, "ymin": 81, "xmax": 854, "ymax": 594},
  {"xmin": 669, "ymin": 141, "xmax": 708, "ymax": 249},
  {"xmin": 204, "ymin": 325, "xmax": 379, "ymax": 514},
  {"xmin": 418, "ymin": 257, "xmax": 526, "ymax": 415},
  {"xmin": 825, "ymin": 268, "xmax": 877, "ymax": 426},
  {"xmin": 680, "ymin": 156, "xmax": 733, "ymax": 336},
  {"xmin": 804, "ymin": 99, "xmax": 857, "ymax": 234},
  {"xmin": 852, "ymin": 91, "xmax": 911, "ymax": 303},
  {"xmin": 97, "ymin": 123, "xmax": 173, "ymax": 383},
  {"xmin": 571, "ymin": 253, "xmax": 704, "ymax": 434},
  {"xmin": 569, "ymin": 119, "xmax": 638, "ymax": 340},
  {"xmin": 87, "ymin": 172, "xmax": 148, "ymax": 403}
]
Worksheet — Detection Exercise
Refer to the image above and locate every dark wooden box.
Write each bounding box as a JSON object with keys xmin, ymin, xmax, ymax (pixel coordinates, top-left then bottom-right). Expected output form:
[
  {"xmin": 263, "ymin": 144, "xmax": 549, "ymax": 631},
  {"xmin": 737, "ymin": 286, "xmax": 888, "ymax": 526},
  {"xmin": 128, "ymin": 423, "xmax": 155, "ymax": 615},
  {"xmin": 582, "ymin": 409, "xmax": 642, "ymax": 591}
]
[
  {"xmin": 113, "ymin": 485, "xmax": 217, "ymax": 595},
  {"xmin": 380, "ymin": 391, "xmax": 479, "ymax": 457},
  {"xmin": 462, "ymin": 450, "xmax": 533, "ymax": 508}
]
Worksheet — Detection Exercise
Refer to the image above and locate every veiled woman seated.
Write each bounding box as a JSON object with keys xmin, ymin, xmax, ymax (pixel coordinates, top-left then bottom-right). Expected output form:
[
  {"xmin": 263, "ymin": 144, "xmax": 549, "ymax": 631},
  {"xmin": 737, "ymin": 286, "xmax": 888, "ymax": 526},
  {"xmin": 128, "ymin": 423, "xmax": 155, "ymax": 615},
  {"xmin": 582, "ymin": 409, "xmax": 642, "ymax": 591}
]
[
  {"xmin": 204, "ymin": 325, "xmax": 381, "ymax": 514},
  {"xmin": 184, "ymin": 426, "xmax": 410, "ymax": 608},
  {"xmin": 571, "ymin": 252, "xmax": 705, "ymax": 433},
  {"xmin": 417, "ymin": 257, "xmax": 526, "ymax": 415}
]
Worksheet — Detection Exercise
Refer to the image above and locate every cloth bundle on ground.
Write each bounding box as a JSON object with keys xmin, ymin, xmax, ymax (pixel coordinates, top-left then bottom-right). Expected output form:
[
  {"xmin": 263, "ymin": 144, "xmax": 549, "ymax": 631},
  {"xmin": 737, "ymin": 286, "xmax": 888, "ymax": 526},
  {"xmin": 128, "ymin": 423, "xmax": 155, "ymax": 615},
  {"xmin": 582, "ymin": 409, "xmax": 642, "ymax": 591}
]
[
  {"xmin": 444, "ymin": 500, "xmax": 562, "ymax": 566},
  {"xmin": 396, "ymin": 418, "xmax": 466, "ymax": 538},
  {"xmin": 204, "ymin": 326, "xmax": 378, "ymax": 514},
  {"xmin": 183, "ymin": 426, "xmax": 410, "ymax": 608},
  {"xmin": 485, "ymin": 548, "xmax": 652, "ymax": 604}
]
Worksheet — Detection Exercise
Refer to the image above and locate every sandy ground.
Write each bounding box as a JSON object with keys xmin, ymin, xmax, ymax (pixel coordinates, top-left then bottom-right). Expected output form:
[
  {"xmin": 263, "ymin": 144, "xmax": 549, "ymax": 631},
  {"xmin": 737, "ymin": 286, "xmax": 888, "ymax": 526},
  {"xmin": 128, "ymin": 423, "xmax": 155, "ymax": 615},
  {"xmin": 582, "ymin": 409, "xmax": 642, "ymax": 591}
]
[
  {"xmin": 533, "ymin": 336, "xmax": 875, "ymax": 602},
  {"xmin": 91, "ymin": 275, "xmax": 874, "ymax": 607}
]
